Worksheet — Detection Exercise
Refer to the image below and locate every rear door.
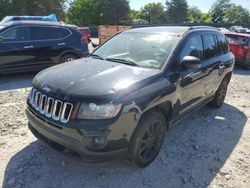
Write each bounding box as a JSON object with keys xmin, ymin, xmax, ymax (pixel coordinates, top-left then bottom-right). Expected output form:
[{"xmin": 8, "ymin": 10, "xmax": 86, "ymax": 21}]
[
  {"xmin": 31, "ymin": 26, "xmax": 71, "ymax": 66},
  {"xmin": 0, "ymin": 26, "xmax": 36, "ymax": 70},
  {"xmin": 201, "ymin": 33, "xmax": 226, "ymax": 96}
]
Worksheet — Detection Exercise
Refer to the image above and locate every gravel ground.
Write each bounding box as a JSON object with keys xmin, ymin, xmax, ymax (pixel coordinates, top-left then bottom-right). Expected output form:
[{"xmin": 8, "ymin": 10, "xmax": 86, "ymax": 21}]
[{"xmin": 0, "ymin": 68, "xmax": 249, "ymax": 188}]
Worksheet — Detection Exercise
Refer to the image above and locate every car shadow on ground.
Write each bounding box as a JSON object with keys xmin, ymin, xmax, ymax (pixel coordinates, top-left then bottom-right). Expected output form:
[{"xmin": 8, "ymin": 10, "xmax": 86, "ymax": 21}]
[
  {"xmin": 2, "ymin": 103, "xmax": 247, "ymax": 188},
  {"xmin": 233, "ymin": 67, "xmax": 250, "ymax": 76},
  {"xmin": 0, "ymin": 73, "xmax": 35, "ymax": 91}
]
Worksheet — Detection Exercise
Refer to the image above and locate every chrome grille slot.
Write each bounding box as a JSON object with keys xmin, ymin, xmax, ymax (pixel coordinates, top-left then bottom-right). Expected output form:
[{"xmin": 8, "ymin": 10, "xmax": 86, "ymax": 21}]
[
  {"xmin": 45, "ymin": 97, "xmax": 54, "ymax": 118},
  {"xmin": 52, "ymin": 100, "xmax": 63, "ymax": 121},
  {"xmin": 28, "ymin": 88, "xmax": 74, "ymax": 124},
  {"xmin": 30, "ymin": 89, "xmax": 37, "ymax": 106},
  {"xmin": 35, "ymin": 92, "xmax": 41, "ymax": 110},
  {"xmin": 39, "ymin": 95, "xmax": 47, "ymax": 114},
  {"xmin": 60, "ymin": 103, "xmax": 73, "ymax": 123}
]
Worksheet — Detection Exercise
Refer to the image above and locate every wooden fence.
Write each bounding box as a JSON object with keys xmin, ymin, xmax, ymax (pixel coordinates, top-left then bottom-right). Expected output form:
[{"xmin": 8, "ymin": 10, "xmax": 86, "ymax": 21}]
[{"xmin": 98, "ymin": 25, "xmax": 130, "ymax": 44}]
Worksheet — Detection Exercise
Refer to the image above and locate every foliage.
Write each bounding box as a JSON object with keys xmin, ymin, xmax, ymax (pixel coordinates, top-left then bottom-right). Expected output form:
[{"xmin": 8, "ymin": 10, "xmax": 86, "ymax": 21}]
[
  {"xmin": 209, "ymin": 0, "xmax": 232, "ymax": 23},
  {"xmin": 165, "ymin": 0, "xmax": 188, "ymax": 23},
  {"xmin": 67, "ymin": 0, "xmax": 130, "ymax": 26},
  {"xmin": 98, "ymin": 0, "xmax": 130, "ymax": 25},
  {"xmin": 0, "ymin": 0, "xmax": 66, "ymax": 21},
  {"xmin": 139, "ymin": 3, "xmax": 165, "ymax": 24},
  {"xmin": 188, "ymin": 6, "xmax": 212, "ymax": 23},
  {"xmin": 130, "ymin": 9, "xmax": 140, "ymax": 20},
  {"xmin": 210, "ymin": 0, "xmax": 250, "ymax": 24},
  {"xmin": 224, "ymin": 4, "xmax": 250, "ymax": 24},
  {"xmin": 66, "ymin": 0, "xmax": 100, "ymax": 25}
]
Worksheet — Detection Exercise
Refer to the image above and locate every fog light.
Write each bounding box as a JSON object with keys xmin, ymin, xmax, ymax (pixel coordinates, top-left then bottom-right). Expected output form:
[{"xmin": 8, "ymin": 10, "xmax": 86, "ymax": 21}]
[{"xmin": 93, "ymin": 136, "xmax": 106, "ymax": 145}]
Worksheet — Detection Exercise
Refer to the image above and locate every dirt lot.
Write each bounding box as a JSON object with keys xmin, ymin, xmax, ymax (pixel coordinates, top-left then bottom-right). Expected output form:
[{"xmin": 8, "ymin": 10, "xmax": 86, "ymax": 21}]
[{"xmin": 0, "ymin": 68, "xmax": 249, "ymax": 188}]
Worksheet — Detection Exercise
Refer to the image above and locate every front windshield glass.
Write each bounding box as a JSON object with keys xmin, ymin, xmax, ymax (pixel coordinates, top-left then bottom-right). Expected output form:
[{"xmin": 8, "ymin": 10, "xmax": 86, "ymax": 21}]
[{"xmin": 92, "ymin": 32, "xmax": 179, "ymax": 69}]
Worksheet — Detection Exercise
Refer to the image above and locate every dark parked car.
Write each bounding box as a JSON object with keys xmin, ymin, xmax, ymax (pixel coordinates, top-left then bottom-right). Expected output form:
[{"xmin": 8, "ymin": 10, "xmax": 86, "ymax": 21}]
[
  {"xmin": 0, "ymin": 21, "xmax": 84, "ymax": 74},
  {"xmin": 225, "ymin": 32, "xmax": 250, "ymax": 69},
  {"xmin": 26, "ymin": 26, "xmax": 235, "ymax": 167}
]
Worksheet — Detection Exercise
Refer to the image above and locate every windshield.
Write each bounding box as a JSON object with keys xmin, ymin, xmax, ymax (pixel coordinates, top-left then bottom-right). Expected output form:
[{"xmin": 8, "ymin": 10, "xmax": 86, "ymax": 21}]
[{"xmin": 92, "ymin": 32, "xmax": 179, "ymax": 69}]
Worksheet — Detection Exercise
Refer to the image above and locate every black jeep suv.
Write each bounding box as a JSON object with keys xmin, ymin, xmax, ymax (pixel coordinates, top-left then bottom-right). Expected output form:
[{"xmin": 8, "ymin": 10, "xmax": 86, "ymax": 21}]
[
  {"xmin": 0, "ymin": 21, "xmax": 84, "ymax": 74},
  {"xmin": 26, "ymin": 26, "xmax": 235, "ymax": 167}
]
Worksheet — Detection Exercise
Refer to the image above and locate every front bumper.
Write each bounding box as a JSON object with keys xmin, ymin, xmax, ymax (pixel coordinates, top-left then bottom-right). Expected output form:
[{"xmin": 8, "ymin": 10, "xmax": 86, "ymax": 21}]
[{"xmin": 26, "ymin": 107, "xmax": 137, "ymax": 160}]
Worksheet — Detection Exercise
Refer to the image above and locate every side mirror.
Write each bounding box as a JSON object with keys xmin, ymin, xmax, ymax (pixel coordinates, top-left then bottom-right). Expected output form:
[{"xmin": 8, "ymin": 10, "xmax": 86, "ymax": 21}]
[{"xmin": 181, "ymin": 56, "xmax": 201, "ymax": 69}]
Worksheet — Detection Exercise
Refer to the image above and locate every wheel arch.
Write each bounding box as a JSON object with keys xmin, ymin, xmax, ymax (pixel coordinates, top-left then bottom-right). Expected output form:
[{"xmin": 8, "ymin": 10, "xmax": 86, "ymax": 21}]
[{"xmin": 138, "ymin": 101, "xmax": 173, "ymax": 131}]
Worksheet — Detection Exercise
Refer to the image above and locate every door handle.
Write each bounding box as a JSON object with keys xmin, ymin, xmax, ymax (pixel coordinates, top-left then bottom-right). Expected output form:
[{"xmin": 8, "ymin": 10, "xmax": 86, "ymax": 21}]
[
  {"xmin": 57, "ymin": 43, "xmax": 65, "ymax": 46},
  {"xmin": 24, "ymin": 45, "xmax": 34, "ymax": 49}
]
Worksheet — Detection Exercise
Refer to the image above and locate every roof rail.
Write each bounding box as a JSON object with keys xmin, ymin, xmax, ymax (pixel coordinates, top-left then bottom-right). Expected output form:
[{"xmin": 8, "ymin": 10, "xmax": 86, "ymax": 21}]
[{"xmin": 189, "ymin": 26, "xmax": 219, "ymax": 30}]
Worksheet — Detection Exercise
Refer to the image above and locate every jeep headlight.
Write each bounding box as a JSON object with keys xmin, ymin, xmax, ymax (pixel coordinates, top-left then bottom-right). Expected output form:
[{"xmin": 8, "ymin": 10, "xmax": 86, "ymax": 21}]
[{"xmin": 77, "ymin": 103, "xmax": 122, "ymax": 120}]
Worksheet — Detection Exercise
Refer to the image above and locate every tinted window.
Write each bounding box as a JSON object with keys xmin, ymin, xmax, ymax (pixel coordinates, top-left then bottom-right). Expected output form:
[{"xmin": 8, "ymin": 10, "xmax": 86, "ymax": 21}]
[
  {"xmin": 203, "ymin": 34, "xmax": 217, "ymax": 59},
  {"xmin": 180, "ymin": 35, "xmax": 203, "ymax": 60},
  {"xmin": 0, "ymin": 27, "xmax": 31, "ymax": 41},
  {"xmin": 217, "ymin": 34, "xmax": 229, "ymax": 54},
  {"xmin": 32, "ymin": 27, "xmax": 70, "ymax": 40}
]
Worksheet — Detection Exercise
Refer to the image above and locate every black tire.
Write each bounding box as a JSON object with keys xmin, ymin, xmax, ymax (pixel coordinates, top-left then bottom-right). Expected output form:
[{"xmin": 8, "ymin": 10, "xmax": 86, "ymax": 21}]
[
  {"xmin": 208, "ymin": 78, "xmax": 229, "ymax": 108},
  {"xmin": 126, "ymin": 111, "xmax": 166, "ymax": 168},
  {"xmin": 60, "ymin": 54, "xmax": 77, "ymax": 63}
]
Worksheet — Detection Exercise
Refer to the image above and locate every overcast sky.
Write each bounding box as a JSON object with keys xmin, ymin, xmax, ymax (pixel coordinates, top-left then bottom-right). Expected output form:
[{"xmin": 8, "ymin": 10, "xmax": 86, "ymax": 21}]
[{"xmin": 129, "ymin": 0, "xmax": 250, "ymax": 12}]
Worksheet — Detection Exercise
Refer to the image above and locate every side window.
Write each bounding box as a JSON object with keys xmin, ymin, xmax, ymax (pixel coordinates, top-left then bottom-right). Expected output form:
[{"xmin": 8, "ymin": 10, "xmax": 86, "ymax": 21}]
[
  {"xmin": 0, "ymin": 27, "xmax": 31, "ymax": 41},
  {"xmin": 0, "ymin": 28, "xmax": 17, "ymax": 40},
  {"xmin": 217, "ymin": 34, "xmax": 229, "ymax": 54},
  {"xmin": 32, "ymin": 27, "xmax": 70, "ymax": 40},
  {"xmin": 180, "ymin": 35, "xmax": 203, "ymax": 60},
  {"xmin": 203, "ymin": 34, "xmax": 217, "ymax": 59}
]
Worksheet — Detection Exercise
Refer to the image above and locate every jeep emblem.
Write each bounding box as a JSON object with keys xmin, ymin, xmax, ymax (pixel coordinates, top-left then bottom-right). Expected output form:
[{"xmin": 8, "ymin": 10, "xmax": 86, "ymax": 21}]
[{"xmin": 43, "ymin": 86, "xmax": 51, "ymax": 93}]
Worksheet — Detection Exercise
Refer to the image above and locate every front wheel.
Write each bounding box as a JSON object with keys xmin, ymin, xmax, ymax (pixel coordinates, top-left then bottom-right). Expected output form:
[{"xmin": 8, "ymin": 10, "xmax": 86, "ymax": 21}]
[
  {"xmin": 126, "ymin": 111, "xmax": 166, "ymax": 168},
  {"xmin": 60, "ymin": 54, "xmax": 77, "ymax": 63},
  {"xmin": 208, "ymin": 78, "xmax": 229, "ymax": 108}
]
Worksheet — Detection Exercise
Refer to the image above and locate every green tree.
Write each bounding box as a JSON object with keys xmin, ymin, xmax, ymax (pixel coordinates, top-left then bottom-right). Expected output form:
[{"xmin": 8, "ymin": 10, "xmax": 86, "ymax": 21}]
[
  {"xmin": 166, "ymin": 0, "xmax": 188, "ymax": 23},
  {"xmin": 67, "ymin": 0, "xmax": 130, "ymax": 25},
  {"xmin": 188, "ymin": 6, "xmax": 212, "ymax": 23},
  {"xmin": 66, "ymin": 0, "xmax": 100, "ymax": 25},
  {"xmin": 224, "ymin": 4, "xmax": 250, "ymax": 23},
  {"xmin": 209, "ymin": 0, "xmax": 231, "ymax": 23},
  {"xmin": 98, "ymin": 0, "xmax": 130, "ymax": 24},
  {"xmin": 139, "ymin": 3, "xmax": 165, "ymax": 24},
  {"xmin": 0, "ymin": 0, "xmax": 11, "ymax": 20},
  {"xmin": 130, "ymin": 9, "xmax": 140, "ymax": 20},
  {"xmin": 0, "ymin": 0, "xmax": 66, "ymax": 21},
  {"xmin": 209, "ymin": 0, "xmax": 250, "ymax": 23}
]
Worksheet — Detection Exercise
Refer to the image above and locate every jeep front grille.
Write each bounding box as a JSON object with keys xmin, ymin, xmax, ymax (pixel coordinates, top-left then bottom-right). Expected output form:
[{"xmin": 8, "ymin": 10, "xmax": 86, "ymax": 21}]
[{"xmin": 29, "ymin": 88, "xmax": 73, "ymax": 123}]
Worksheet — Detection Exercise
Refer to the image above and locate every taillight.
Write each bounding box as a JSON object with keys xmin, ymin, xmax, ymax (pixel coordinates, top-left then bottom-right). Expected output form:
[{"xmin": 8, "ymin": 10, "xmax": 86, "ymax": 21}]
[{"xmin": 81, "ymin": 31, "xmax": 91, "ymax": 44}]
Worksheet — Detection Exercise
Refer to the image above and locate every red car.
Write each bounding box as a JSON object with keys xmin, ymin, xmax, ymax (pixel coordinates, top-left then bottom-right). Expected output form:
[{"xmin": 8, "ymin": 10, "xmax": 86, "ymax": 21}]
[{"xmin": 225, "ymin": 32, "xmax": 250, "ymax": 69}]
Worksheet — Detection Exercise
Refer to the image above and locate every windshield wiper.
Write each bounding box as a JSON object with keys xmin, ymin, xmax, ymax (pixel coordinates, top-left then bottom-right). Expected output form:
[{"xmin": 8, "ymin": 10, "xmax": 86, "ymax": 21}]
[
  {"xmin": 89, "ymin": 54, "xmax": 104, "ymax": 60},
  {"xmin": 105, "ymin": 58, "xmax": 139, "ymax": 67}
]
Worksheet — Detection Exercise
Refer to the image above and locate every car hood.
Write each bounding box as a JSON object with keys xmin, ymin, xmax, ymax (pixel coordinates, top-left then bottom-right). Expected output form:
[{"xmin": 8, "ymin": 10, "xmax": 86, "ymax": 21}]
[{"xmin": 33, "ymin": 58, "xmax": 161, "ymax": 101}]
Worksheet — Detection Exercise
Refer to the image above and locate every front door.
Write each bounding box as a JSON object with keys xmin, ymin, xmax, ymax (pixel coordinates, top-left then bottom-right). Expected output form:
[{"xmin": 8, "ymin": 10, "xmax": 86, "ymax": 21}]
[
  {"xmin": 0, "ymin": 26, "xmax": 36, "ymax": 71},
  {"xmin": 176, "ymin": 34, "xmax": 209, "ymax": 117}
]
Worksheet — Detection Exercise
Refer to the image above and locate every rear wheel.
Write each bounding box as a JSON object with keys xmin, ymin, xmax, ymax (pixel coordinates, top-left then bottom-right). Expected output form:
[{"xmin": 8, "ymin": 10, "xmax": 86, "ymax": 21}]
[
  {"xmin": 126, "ymin": 111, "xmax": 166, "ymax": 168},
  {"xmin": 208, "ymin": 78, "xmax": 229, "ymax": 108},
  {"xmin": 60, "ymin": 54, "xmax": 77, "ymax": 63}
]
